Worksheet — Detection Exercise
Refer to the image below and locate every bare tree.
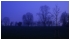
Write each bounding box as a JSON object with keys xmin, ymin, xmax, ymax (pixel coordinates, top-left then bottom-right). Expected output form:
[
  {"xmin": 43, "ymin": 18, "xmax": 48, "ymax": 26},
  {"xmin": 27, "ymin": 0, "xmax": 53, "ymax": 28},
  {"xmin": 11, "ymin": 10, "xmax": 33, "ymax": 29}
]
[
  {"xmin": 1, "ymin": 20, "xmax": 3, "ymax": 26},
  {"xmin": 10, "ymin": 22, "xmax": 13, "ymax": 26},
  {"xmin": 60, "ymin": 11, "xmax": 69, "ymax": 26},
  {"xmin": 15, "ymin": 22, "xmax": 18, "ymax": 26},
  {"xmin": 37, "ymin": 5, "xmax": 50, "ymax": 26},
  {"xmin": 53, "ymin": 5, "xmax": 60, "ymax": 26},
  {"xmin": 3, "ymin": 17, "xmax": 10, "ymax": 26},
  {"xmin": 17, "ymin": 22, "xmax": 22, "ymax": 26},
  {"xmin": 47, "ymin": 15, "xmax": 53, "ymax": 26},
  {"xmin": 22, "ymin": 12, "xmax": 33, "ymax": 26}
]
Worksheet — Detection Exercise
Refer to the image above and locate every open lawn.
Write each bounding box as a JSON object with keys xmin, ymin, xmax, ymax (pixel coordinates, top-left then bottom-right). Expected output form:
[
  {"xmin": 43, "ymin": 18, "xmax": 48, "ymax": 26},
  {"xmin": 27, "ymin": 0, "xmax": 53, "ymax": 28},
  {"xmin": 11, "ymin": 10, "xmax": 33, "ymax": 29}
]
[{"xmin": 1, "ymin": 26, "xmax": 69, "ymax": 39}]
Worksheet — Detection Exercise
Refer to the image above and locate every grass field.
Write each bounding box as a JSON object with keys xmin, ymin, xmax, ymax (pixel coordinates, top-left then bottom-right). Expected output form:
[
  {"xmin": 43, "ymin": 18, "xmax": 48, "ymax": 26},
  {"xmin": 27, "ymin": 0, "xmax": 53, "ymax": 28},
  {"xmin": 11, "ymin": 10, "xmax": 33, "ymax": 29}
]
[{"xmin": 1, "ymin": 26, "xmax": 69, "ymax": 39}]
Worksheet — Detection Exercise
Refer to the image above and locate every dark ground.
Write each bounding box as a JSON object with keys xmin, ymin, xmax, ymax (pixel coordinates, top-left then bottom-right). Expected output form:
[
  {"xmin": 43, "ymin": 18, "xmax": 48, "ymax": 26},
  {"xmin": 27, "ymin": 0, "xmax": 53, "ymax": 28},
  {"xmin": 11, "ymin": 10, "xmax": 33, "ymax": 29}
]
[{"xmin": 1, "ymin": 26, "xmax": 69, "ymax": 39}]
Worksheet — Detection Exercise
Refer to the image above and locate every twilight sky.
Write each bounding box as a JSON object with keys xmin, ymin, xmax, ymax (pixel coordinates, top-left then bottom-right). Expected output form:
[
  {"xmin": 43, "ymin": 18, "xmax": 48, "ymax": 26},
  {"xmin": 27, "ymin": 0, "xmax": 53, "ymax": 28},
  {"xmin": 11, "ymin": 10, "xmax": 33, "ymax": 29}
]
[{"xmin": 1, "ymin": 1, "xmax": 69, "ymax": 22}]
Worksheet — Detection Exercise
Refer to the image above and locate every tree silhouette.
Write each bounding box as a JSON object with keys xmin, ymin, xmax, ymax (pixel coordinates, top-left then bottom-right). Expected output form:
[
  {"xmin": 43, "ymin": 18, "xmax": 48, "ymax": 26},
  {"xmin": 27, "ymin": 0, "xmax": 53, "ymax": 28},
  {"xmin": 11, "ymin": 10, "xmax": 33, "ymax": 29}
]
[
  {"xmin": 66, "ymin": 14, "xmax": 69, "ymax": 27},
  {"xmin": 37, "ymin": 5, "xmax": 50, "ymax": 26},
  {"xmin": 15, "ymin": 22, "xmax": 18, "ymax": 26},
  {"xmin": 22, "ymin": 12, "xmax": 33, "ymax": 26},
  {"xmin": 3, "ymin": 17, "xmax": 10, "ymax": 26},
  {"xmin": 1, "ymin": 20, "xmax": 3, "ymax": 26},
  {"xmin": 53, "ymin": 5, "xmax": 60, "ymax": 26},
  {"xmin": 17, "ymin": 22, "xmax": 22, "ymax": 26},
  {"xmin": 60, "ymin": 11, "xmax": 69, "ymax": 26},
  {"xmin": 47, "ymin": 16, "xmax": 52, "ymax": 26},
  {"xmin": 10, "ymin": 22, "xmax": 13, "ymax": 26}
]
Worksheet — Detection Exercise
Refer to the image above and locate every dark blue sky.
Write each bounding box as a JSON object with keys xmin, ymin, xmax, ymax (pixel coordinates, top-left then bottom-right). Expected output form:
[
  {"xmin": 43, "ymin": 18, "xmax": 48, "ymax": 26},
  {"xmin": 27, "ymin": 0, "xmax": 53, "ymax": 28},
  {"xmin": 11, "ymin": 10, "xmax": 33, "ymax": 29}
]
[{"xmin": 1, "ymin": 1, "xmax": 69, "ymax": 22}]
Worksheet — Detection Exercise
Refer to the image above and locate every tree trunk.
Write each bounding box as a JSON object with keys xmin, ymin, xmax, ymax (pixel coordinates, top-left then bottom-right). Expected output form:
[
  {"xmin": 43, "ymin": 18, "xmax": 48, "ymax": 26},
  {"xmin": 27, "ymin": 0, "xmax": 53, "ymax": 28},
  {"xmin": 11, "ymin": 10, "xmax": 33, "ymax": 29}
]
[{"xmin": 56, "ymin": 15, "xmax": 57, "ymax": 26}]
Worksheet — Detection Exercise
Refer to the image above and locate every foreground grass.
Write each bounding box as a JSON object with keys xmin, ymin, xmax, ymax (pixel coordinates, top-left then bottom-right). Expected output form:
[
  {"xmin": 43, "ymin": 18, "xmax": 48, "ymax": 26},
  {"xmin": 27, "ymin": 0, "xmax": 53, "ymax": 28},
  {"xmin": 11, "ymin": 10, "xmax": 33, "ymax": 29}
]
[{"xmin": 1, "ymin": 26, "xmax": 69, "ymax": 39}]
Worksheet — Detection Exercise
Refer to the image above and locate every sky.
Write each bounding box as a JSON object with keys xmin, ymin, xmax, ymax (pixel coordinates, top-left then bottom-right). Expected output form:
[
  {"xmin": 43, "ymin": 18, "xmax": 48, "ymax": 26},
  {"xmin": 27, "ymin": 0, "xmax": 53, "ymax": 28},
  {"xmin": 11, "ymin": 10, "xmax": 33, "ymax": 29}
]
[{"xmin": 1, "ymin": 1, "xmax": 69, "ymax": 22}]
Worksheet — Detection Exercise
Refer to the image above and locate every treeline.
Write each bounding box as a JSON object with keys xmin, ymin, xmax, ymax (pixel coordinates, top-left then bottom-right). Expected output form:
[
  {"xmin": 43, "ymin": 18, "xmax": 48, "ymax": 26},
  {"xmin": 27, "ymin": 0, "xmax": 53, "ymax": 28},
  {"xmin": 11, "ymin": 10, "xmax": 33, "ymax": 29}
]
[{"xmin": 1, "ymin": 5, "xmax": 69, "ymax": 27}]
